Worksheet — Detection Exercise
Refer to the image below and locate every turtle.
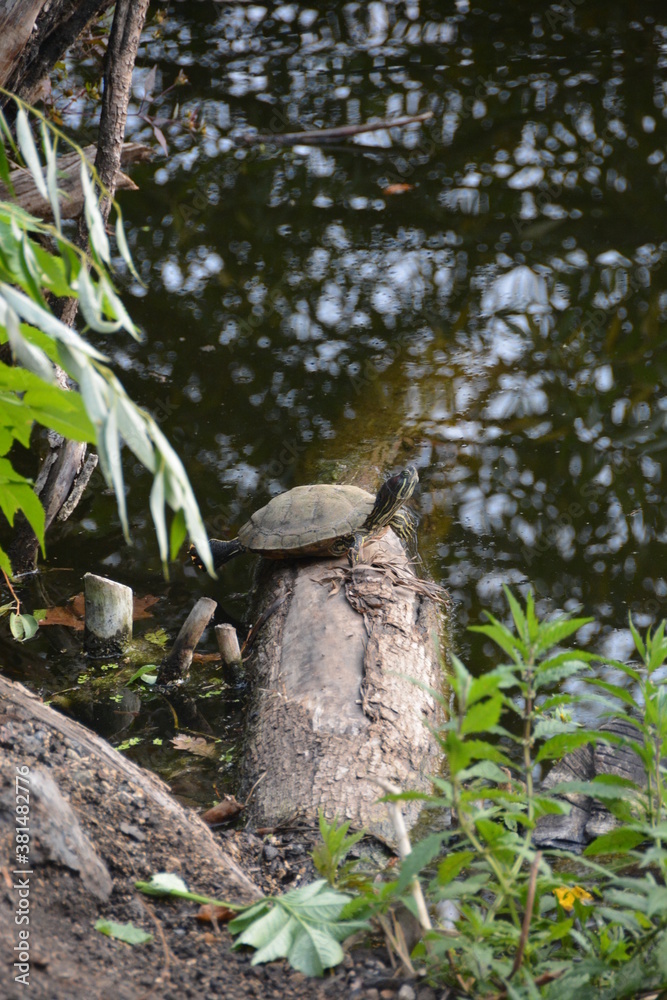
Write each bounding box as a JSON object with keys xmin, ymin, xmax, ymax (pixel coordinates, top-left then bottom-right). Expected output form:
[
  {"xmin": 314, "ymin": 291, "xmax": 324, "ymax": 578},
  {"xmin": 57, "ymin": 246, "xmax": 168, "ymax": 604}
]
[{"xmin": 190, "ymin": 465, "xmax": 419, "ymax": 572}]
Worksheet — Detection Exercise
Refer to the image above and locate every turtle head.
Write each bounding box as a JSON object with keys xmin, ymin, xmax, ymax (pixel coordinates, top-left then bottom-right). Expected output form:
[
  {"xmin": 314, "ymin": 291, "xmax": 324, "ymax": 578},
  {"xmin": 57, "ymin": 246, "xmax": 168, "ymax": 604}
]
[{"xmin": 369, "ymin": 465, "xmax": 419, "ymax": 527}]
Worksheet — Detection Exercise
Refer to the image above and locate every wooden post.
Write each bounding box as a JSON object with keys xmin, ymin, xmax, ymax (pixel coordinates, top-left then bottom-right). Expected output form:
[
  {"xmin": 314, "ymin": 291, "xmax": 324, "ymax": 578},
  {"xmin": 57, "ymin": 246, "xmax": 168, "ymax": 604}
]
[
  {"xmin": 215, "ymin": 624, "xmax": 242, "ymax": 666},
  {"xmin": 157, "ymin": 597, "xmax": 217, "ymax": 686},
  {"xmin": 83, "ymin": 573, "xmax": 133, "ymax": 658}
]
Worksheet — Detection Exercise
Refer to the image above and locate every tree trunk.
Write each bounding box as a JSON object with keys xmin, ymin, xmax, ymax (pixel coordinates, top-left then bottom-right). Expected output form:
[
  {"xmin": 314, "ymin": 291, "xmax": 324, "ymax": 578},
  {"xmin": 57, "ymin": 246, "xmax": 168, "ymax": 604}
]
[
  {"xmin": 239, "ymin": 532, "xmax": 447, "ymax": 847},
  {"xmin": 0, "ymin": 0, "xmax": 113, "ymax": 102}
]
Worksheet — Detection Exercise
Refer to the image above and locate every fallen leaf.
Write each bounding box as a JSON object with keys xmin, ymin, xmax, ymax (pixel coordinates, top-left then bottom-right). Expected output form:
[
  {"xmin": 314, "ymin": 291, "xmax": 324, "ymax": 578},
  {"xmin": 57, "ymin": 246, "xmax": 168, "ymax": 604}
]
[
  {"xmin": 133, "ymin": 594, "xmax": 160, "ymax": 619},
  {"xmin": 196, "ymin": 903, "xmax": 236, "ymax": 925},
  {"xmin": 171, "ymin": 734, "xmax": 220, "ymax": 759},
  {"xmin": 201, "ymin": 797, "xmax": 245, "ymax": 825},
  {"xmin": 39, "ymin": 592, "xmax": 159, "ymax": 629},
  {"xmin": 383, "ymin": 183, "xmax": 414, "ymax": 195}
]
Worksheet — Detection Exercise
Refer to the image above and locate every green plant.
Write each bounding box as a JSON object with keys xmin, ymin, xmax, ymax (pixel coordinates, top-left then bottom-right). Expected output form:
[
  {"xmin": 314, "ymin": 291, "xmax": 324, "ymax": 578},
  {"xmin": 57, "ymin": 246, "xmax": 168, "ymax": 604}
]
[
  {"xmin": 136, "ymin": 871, "xmax": 368, "ymax": 976},
  {"xmin": 311, "ymin": 591, "xmax": 667, "ymax": 998},
  {"xmin": 0, "ymin": 94, "xmax": 212, "ymax": 578},
  {"xmin": 312, "ymin": 810, "xmax": 368, "ymax": 891}
]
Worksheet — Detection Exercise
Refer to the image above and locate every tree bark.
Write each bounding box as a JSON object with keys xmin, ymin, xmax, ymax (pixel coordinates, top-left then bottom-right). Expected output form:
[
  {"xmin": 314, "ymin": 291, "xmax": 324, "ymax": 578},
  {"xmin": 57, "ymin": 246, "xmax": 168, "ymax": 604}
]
[
  {"xmin": 238, "ymin": 532, "xmax": 447, "ymax": 847},
  {"xmin": 0, "ymin": 0, "xmax": 113, "ymax": 102}
]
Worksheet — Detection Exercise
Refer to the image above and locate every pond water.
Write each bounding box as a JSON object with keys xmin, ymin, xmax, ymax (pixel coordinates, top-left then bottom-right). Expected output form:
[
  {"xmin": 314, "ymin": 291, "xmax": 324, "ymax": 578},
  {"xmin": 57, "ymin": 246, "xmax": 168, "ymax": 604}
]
[{"xmin": 5, "ymin": 1, "xmax": 667, "ymax": 791}]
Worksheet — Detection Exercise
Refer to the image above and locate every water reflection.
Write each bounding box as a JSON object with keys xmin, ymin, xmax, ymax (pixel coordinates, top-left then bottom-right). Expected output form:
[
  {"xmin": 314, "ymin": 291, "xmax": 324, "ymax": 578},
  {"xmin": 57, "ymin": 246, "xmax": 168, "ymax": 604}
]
[{"xmin": 22, "ymin": 1, "xmax": 664, "ymax": 684}]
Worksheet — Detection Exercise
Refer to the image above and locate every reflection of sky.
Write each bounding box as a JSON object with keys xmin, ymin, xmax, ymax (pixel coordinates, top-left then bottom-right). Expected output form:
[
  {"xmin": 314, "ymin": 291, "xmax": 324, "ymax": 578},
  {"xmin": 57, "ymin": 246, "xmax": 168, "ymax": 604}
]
[{"xmin": 56, "ymin": 2, "xmax": 667, "ymax": 665}]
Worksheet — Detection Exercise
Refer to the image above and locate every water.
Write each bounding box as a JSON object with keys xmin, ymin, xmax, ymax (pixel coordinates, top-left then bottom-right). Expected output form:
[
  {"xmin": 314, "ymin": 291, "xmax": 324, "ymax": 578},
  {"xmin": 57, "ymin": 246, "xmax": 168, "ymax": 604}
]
[{"xmin": 5, "ymin": 1, "xmax": 667, "ymax": 782}]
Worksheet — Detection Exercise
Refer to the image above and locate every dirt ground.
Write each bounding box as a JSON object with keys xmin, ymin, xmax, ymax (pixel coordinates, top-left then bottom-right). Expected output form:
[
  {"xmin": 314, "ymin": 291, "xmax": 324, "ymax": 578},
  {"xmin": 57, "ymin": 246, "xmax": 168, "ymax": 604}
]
[{"xmin": 0, "ymin": 678, "xmax": 440, "ymax": 1000}]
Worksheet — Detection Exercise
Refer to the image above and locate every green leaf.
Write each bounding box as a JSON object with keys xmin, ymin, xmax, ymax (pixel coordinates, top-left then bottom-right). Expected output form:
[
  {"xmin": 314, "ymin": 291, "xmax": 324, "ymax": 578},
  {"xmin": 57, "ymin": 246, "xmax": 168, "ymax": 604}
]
[
  {"xmin": 437, "ymin": 850, "xmax": 474, "ymax": 886},
  {"xmin": 15, "ymin": 108, "xmax": 47, "ymax": 199},
  {"xmin": 80, "ymin": 161, "xmax": 110, "ymax": 264},
  {"xmin": 503, "ymin": 585, "xmax": 528, "ymax": 640},
  {"xmin": 585, "ymin": 677, "xmax": 637, "ymax": 708},
  {"xmin": 460, "ymin": 695, "xmax": 503, "ymax": 735},
  {"xmin": 584, "ymin": 828, "xmax": 647, "ymax": 856},
  {"xmin": 628, "ymin": 614, "xmax": 646, "ymax": 662},
  {"xmin": 393, "ymin": 832, "xmax": 447, "ymax": 893},
  {"xmin": 549, "ymin": 778, "xmax": 640, "ymax": 801},
  {"xmin": 0, "ymin": 458, "xmax": 45, "ymax": 549},
  {"xmin": 533, "ymin": 617, "xmax": 593, "ymax": 656},
  {"xmin": 535, "ymin": 730, "xmax": 602, "ymax": 763},
  {"xmin": 94, "ymin": 919, "xmax": 153, "ymax": 946},
  {"xmin": 9, "ymin": 612, "xmax": 24, "ymax": 640},
  {"xmin": 169, "ymin": 507, "xmax": 188, "ymax": 561},
  {"xmin": 41, "ymin": 121, "xmax": 61, "ymax": 232},
  {"xmin": 469, "ymin": 621, "xmax": 523, "ymax": 663},
  {"xmin": 232, "ymin": 880, "xmax": 360, "ymax": 976}
]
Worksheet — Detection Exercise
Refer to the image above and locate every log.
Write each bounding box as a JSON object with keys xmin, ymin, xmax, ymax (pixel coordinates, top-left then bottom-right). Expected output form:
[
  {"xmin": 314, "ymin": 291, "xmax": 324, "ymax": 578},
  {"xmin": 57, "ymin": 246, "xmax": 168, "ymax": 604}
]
[
  {"xmin": 239, "ymin": 531, "xmax": 446, "ymax": 847},
  {"xmin": 83, "ymin": 572, "xmax": 133, "ymax": 657},
  {"xmin": 0, "ymin": 143, "xmax": 151, "ymax": 223},
  {"xmin": 533, "ymin": 717, "xmax": 648, "ymax": 850}
]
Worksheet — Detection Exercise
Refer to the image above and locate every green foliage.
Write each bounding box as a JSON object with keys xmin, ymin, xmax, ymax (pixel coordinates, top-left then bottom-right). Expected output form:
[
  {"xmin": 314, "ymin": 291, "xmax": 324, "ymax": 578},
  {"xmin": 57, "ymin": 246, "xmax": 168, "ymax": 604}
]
[
  {"xmin": 307, "ymin": 591, "xmax": 667, "ymax": 998},
  {"xmin": 230, "ymin": 879, "xmax": 368, "ymax": 976},
  {"xmin": 94, "ymin": 919, "xmax": 153, "ymax": 946},
  {"xmin": 136, "ymin": 871, "xmax": 367, "ymax": 976},
  {"xmin": 312, "ymin": 811, "xmax": 368, "ymax": 890},
  {"xmin": 0, "ymin": 94, "xmax": 213, "ymax": 578}
]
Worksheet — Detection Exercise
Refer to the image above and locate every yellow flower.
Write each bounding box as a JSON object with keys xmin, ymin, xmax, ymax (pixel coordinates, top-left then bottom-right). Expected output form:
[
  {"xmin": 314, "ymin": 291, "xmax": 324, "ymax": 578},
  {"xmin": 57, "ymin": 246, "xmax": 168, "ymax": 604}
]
[{"xmin": 553, "ymin": 885, "xmax": 594, "ymax": 911}]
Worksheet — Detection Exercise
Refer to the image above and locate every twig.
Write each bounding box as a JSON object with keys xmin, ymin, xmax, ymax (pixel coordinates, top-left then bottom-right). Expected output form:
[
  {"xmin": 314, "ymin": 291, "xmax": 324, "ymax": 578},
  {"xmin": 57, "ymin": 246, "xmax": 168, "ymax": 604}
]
[
  {"xmin": 370, "ymin": 777, "xmax": 432, "ymax": 931},
  {"xmin": 1, "ymin": 568, "xmax": 20, "ymax": 612},
  {"xmin": 376, "ymin": 911, "xmax": 415, "ymax": 977},
  {"xmin": 243, "ymin": 771, "xmax": 267, "ymax": 807},
  {"xmin": 509, "ymin": 850, "xmax": 541, "ymax": 979},
  {"xmin": 239, "ymin": 111, "xmax": 434, "ymax": 147}
]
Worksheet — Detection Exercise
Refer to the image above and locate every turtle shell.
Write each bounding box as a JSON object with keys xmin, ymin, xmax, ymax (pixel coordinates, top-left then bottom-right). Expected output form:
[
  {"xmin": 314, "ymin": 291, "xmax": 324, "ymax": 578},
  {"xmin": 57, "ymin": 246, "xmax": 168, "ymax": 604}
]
[{"xmin": 237, "ymin": 484, "xmax": 375, "ymax": 557}]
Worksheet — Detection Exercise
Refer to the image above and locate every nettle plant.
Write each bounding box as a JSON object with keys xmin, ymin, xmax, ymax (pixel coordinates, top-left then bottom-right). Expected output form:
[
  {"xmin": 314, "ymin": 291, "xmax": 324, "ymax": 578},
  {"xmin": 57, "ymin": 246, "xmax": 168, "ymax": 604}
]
[{"xmin": 376, "ymin": 590, "xmax": 667, "ymax": 999}]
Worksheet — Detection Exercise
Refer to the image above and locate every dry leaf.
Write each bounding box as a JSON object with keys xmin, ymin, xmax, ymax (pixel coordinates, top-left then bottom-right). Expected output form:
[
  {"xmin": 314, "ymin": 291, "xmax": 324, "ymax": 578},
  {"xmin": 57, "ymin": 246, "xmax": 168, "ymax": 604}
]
[
  {"xmin": 196, "ymin": 904, "xmax": 236, "ymax": 925},
  {"xmin": 383, "ymin": 183, "xmax": 414, "ymax": 195},
  {"xmin": 39, "ymin": 592, "xmax": 159, "ymax": 629},
  {"xmin": 171, "ymin": 734, "xmax": 219, "ymax": 758},
  {"xmin": 201, "ymin": 797, "xmax": 245, "ymax": 825}
]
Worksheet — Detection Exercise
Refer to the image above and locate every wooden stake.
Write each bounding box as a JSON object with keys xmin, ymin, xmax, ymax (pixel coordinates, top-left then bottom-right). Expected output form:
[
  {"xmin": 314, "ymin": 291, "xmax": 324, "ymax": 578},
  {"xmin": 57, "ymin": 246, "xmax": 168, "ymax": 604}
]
[
  {"xmin": 157, "ymin": 598, "xmax": 217, "ymax": 685},
  {"xmin": 215, "ymin": 624, "xmax": 242, "ymax": 666},
  {"xmin": 83, "ymin": 573, "xmax": 133, "ymax": 658}
]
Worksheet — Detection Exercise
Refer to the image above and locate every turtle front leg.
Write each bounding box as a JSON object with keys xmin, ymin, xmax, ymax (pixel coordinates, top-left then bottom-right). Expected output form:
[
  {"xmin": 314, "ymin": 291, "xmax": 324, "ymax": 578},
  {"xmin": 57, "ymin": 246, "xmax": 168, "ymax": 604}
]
[{"xmin": 189, "ymin": 537, "xmax": 246, "ymax": 572}]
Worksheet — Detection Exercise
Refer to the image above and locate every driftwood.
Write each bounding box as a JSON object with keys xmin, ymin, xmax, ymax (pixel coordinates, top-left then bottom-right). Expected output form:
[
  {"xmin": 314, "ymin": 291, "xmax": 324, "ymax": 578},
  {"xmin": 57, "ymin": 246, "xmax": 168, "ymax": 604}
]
[
  {"xmin": 534, "ymin": 717, "xmax": 647, "ymax": 850},
  {"xmin": 238, "ymin": 531, "xmax": 447, "ymax": 846},
  {"xmin": 0, "ymin": 142, "xmax": 150, "ymax": 223},
  {"xmin": 240, "ymin": 111, "xmax": 434, "ymax": 147}
]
